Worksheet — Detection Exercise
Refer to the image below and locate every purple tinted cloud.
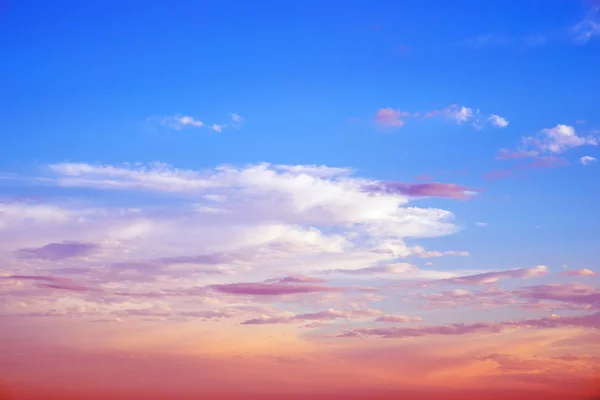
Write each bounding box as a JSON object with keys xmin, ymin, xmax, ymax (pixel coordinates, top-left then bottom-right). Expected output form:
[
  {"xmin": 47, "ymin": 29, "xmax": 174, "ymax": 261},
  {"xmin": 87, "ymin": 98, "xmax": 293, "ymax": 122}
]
[
  {"xmin": 363, "ymin": 181, "xmax": 481, "ymax": 200},
  {"xmin": 265, "ymin": 275, "xmax": 326, "ymax": 284},
  {"xmin": 3, "ymin": 275, "xmax": 94, "ymax": 292},
  {"xmin": 336, "ymin": 312, "xmax": 600, "ymax": 339},
  {"xmin": 439, "ymin": 265, "xmax": 548, "ymax": 286},
  {"xmin": 17, "ymin": 241, "xmax": 98, "ymax": 260},
  {"xmin": 210, "ymin": 282, "xmax": 342, "ymax": 296},
  {"xmin": 515, "ymin": 284, "xmax": 600, "ymax": 309}
]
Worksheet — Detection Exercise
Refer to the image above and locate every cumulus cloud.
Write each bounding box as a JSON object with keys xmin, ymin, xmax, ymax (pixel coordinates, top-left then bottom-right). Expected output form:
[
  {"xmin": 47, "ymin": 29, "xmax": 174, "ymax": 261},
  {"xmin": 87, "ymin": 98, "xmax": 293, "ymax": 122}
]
[
  {"xmin": 0, "ymin": 161, "xmax": 479, "ymax": 332},
  {"xmin": 488, "ymin": 114, "xmax": 509, "ymax": 128},
  {"xmin": 580, "ymin": 156, "xmax": 597, "ymax": 165},
  {"xmin": 499, "ymin": 125, "xmax": 598, "ymax": 160}
]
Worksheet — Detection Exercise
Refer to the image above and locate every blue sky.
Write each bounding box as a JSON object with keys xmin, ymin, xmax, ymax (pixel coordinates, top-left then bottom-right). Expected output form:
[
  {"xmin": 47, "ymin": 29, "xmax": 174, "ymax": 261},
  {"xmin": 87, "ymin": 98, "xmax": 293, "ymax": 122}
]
[{"xmin": 2, "ymin": 0, "xmax": 599, "ymax": 271}]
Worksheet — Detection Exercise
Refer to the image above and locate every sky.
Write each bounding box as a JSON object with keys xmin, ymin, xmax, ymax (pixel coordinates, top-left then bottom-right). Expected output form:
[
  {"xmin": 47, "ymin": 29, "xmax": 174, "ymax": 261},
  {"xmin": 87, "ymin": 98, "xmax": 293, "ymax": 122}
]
[{"xmin": 1, "ymin": 0, "xmax": 600, "ymax": 399}]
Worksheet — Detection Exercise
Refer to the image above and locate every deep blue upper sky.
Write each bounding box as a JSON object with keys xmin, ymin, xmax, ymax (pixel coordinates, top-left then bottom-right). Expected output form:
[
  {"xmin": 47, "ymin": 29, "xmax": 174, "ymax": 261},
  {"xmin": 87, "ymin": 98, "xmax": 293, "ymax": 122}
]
[{"xmin": 1, "ymin": 0, "xmax": 599, "ymax": 269}]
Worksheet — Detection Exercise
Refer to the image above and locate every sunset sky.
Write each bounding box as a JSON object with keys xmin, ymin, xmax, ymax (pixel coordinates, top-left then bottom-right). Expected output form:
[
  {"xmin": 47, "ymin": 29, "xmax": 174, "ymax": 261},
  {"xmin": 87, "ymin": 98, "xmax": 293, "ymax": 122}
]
[{"xmin": 1, "ymin": 0, "xmax": 600, "ymax": 399}]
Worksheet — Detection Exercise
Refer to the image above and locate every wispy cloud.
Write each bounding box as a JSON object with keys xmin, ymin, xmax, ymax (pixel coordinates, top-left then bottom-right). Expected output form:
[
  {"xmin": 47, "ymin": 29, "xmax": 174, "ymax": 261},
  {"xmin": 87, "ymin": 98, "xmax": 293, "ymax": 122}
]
[
  {"xmin": 17, "ymin": 241, "xmax": 98, "ymax": 260},
  {"xmin": 571, "ymin": 18, "xmax": 600, "ymax": 44},
  {"xmin": 580, "ymin": 155, "xmax": 597, "ymax": 165},
  {"xmin": 374, "ymin": 104, "xmax": 508, "ymax": 130},
  {"xmin": 157, "ymin": 112, "xmax": 243, "ymax": 132},
  {"xmin": 563, "ymin": 268, "xmax": 597, "ymax": 277},
  {"xmin": 336, "ymin": 312, "xmax": 600, "ymax": 339},
  {"xmin": 362, "ymin": 181, "xmax": 482, "ymax": 200}
]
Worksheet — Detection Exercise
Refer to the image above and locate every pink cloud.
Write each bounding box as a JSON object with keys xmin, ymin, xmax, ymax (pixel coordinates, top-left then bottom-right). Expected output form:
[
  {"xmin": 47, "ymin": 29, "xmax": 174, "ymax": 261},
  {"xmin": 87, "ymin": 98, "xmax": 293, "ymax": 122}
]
[
  {"xmin": 17, "ymin": 241, "xmax": 98, "ymax": 260},
  {"xmin": 241, "ymin": 308, "xmax": 387, "ymax": 325},
  {"xmin": 265, "ymin": 275, "xmax": 327, "ymax": 284},
  {"xmin": 483, "ymin": 169, "xmax": 514, "ymax": 181},
  {"xmin": 376, "ymin": 315, "xmax": 423, "ymax": 323},
  {"xmin": 363, "ymin": 181, "xmax": 481, "ymax": 200},
  {"xmin": 515, "ymin": 156, "xmax": 569, "ymax": 169},
  {"xmin": 374, "ymin": 108, "xmax": 410, "ymax": 128},
  {"xmin": 2, "ymin": 275, "xmax": 95, "ymax": 293},
  {"xmin": 563, "ymin": 269, "xmax": 597, "ymax": 277},
  {"xmin": 337, "ymin": 312, "xmax": 600, "ymax": 339},
  {"xmin": 495, "ymin": 148, "xmax": 539, "ymax": 160},
  {"xmin": 514, "ymin": 283, "xmax": 600, "ymax": 308},
  {"xmin": 210, "ymin": 282, "xmax": 342, "ymax": 296},
  {"xmin": 328, "ymin": 263, "xmax": 417, "ymax": 275},
  {"xmin": 439, "ymin": 265, "xmax": 548, "ymax": 286}
]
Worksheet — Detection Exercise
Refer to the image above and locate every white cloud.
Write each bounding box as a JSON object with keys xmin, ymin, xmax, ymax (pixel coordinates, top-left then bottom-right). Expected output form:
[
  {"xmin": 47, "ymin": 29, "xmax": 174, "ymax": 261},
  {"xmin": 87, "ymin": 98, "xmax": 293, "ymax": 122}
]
[
  {"xmin": 157, "ymin": 113, "xmax": 243, "ymax": 133},
  {"xmin": 580, "ymin": 156, "xmax": 597, "ymax": 165},
  {"xmin": 505, "ymin": 125, "xmax": 598, "ymax": 158},
  {"xmin": 475, "ymin": 222, "xmax": 488, "ymax": 227},
  {"xmin": 0, "ymin": 162, "xmax": 476, "ymax": 324},
  {"xmin": 161, "ymin": 114, "xmax": 204, "ymax": 130},
  {"xmin": 449, "ymin": 106, "xmax": 473, "ymax": 124},
  {"xmin": 488, "ymin": 114, "xmax": 509, "ymax": 128}
]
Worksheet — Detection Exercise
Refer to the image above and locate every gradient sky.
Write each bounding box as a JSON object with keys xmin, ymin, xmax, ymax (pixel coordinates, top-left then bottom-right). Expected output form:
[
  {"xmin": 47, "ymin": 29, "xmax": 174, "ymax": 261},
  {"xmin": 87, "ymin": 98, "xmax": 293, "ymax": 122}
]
[{"xmin": 1, "ymin": 1, "xmax": 600, "ymax": 399}]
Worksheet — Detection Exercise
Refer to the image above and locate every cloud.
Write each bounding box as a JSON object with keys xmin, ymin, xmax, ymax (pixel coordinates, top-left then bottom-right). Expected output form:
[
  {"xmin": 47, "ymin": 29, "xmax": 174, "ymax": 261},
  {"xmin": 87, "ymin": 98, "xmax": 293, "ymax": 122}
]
[
  {"xmin": 375, "ymin": 315, "xmax": 423, "ymax": 323},
  {"xmin": 449, "ymin": 106, "xmax": 473, "ymax": 124},
  {"xmin": 265, "ymin": 275, "xmax": 327, "ymax": 283},
  {"xmin": 210, "ymin": 282, "xmax": 343, "ymax": 296},
  {"xmin": 459, "ymin": 34, "xmax": 508, "ymax": 48},
  {"xmin": 501, "ymin": 125, "xmax": 598, "ymax": 160},
  {"xmin": 580, "ymin": 156, "xmax": 597, "ymax": 165},
  {"xmin": 0, "ymin": 161, "xmax": 468, "ymax": 333},
  {"xmin": 438, "ymin": 265, "xmax": 548, "ymax": 286},
  {"xmin": 157, "ymin": 113, "xmax": 243, "ymax": 132},
  {"xmin": 17, "ymin": 241, "xmax": 98, "ymax": 260},
  {"xmin": 515, "ymin": 156, "xmax": 569, "ymax": 169},
  {"xmin": 336, "ymin": 312, "xmax": 600, "ymax": 339},
  {"xmin": 374, "ymin": 105, "xmax": 507, "ymax": 130},
  {"xmin": 514, "ymin": 284, "xmax": 600, "ymax": 309},
  {"xmin": 489, "ymin": 114, "xmax": 509, "ymax": 128},
  {"xmin": 160, "ymin": 114, "xmax": 204, "ymax": 130},
  {"xmin": 327, "ymin": 263, "xmax": 418, "ymax": 275},
  {"xmin": 495, "ymin": 149, "xmax": 539, "ymax": 160},
  {"xmin": 476, "ymin": 222, "xmax": 488, "ymax": 227},
  {"xmin": 563, "ymin": 268, "xmax": 597, "ymax": 277},
  {"xmin": 483, "ymin": 169, "xmax": 514, "ymax": 181},
  {"xmin": 2, "ymin": 275, "xmax": 94, "ymax": 292},
  {"xmin": 374, "ymin": 108, "xmax": 409, "ymax": 128},
  {"xmin": 571, "ymin": 19, "xmax": 600, "ymax": 44},
  {"xmin": 44, "ymin": 162, "xmax": 458, "ymax": 240},
  {"xmin": 362, "ymin": 181, "xmax": 481, "ymax": 200},
  {"xmin": 241, "ymin": 307, "xmax": 395, "ymax": 325}
]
